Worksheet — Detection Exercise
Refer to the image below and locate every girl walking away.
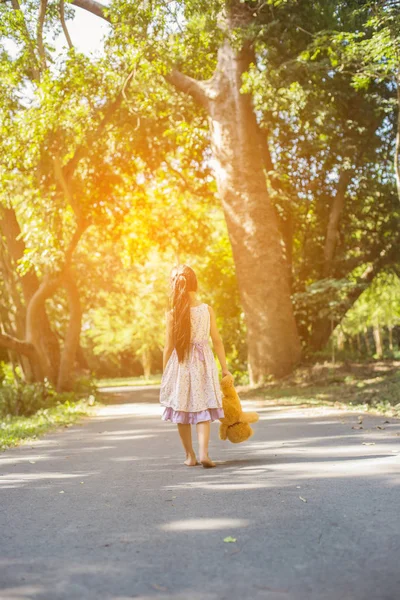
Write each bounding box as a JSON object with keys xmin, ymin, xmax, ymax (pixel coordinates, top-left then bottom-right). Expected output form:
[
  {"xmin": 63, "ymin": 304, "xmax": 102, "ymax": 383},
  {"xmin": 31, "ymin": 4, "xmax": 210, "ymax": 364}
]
[{"xmin": 160, "ymin": 264, "xmax": 232, "ymax": 468}]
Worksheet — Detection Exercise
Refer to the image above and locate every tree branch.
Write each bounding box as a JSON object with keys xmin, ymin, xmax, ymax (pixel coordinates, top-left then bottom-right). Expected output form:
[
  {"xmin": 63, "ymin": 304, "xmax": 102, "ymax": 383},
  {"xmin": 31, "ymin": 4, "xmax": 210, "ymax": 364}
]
[
  {"xmin": 323, "ymin": 170, "xmax": 352, "ymax": 277},
  {"xmin": 0, "ymin": 332, "xmax": 35, "ymax": 358},
  {"xmin": 10, "ymin": 0, "xmax": 41, "ymax": 80},
  {"xmin": 67, "ymin": 1, "xmax": 212, "ymax": 112},
  {"xmin": 37, "ymin": 0, "xmax": 48, "ymax": 68},
  {"xmin": 71, "ymin": 0, "xmax": 111, "ymax": 22},
  {"xmin": 63, "ymin": 89, "xmax": 124, "ymax": 180},
  {"xmin": 59, "ymin": 0, "xmax": 74, "ymax": 49},
  {"xmin": 165, "ymin": 69, "xmax": 210, "ymax": 109},
  {"xmin": 64, "ymin": 221, "xmax": 87, "ymax": 267},
  {"xmin": 52, "ymin": 152, "xmax": 80, "ymax": 216}
]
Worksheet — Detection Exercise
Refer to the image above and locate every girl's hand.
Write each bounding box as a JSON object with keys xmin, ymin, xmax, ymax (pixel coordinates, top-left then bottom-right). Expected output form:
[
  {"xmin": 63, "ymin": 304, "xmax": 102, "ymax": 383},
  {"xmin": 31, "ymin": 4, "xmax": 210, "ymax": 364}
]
[{"xmin": 222, "ymin": 369, "xmax": 233, "ymax": 378}]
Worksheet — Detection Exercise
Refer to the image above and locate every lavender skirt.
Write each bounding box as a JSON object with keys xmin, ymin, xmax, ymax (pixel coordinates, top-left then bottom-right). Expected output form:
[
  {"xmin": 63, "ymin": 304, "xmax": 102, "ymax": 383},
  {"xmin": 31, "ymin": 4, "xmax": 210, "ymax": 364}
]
[{"xmin": 162, "ymin": 407, "xmax": 224, "ymax": 424}]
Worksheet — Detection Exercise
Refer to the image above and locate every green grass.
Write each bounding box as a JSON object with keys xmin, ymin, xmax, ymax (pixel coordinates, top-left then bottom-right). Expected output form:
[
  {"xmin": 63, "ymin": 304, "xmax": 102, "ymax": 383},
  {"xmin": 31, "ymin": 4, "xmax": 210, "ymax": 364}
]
[
  {"xmin": 240, "ymin": 360, "xmax": 400, "ymax": 418},
  {"xmin": 96, "ymin": 375, "xmax": 161, "ymax": 387},
  {"xmin": 0, "ymin": 397, "xmax": 103, "ymax": 452}
]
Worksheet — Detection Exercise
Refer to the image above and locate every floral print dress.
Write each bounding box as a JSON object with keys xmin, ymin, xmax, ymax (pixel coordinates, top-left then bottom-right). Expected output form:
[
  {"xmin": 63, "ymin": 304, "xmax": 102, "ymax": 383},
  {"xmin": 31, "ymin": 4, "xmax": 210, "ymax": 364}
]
[{"xmin": 159, "ymin": 303, "xmax": 224, "ymax": 424}]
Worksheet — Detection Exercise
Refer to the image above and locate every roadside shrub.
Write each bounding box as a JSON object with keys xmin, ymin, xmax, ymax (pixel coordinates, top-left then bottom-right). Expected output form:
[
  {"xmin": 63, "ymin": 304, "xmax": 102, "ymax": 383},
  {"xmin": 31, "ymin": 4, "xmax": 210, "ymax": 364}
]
[{"xmin": 0, "ymin": 363, "xmax": 98, "ymax": 418}]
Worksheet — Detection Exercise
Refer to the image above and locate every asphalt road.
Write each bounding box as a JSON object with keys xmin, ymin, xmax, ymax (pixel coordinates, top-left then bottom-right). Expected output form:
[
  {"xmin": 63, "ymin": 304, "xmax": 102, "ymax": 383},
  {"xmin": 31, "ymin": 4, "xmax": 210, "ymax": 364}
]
[{"xmin": 1, "ymin": 386, "xmax": 400, "ymax": 600}]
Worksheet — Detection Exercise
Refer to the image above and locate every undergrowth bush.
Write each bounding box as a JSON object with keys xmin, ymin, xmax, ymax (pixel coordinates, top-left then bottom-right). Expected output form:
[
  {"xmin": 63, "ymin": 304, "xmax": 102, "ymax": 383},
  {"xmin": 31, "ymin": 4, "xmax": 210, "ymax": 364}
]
[{"xmin": 0, "ymin": 363, "xmax": 98, "ymax": 418}]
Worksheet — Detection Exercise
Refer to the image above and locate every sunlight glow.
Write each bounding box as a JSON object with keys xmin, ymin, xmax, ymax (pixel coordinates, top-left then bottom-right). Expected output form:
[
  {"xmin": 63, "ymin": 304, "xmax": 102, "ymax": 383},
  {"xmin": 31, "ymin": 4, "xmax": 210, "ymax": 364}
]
[{"xmin": 160, "ymin": 518, "xmax": 249, "ymax": 532}]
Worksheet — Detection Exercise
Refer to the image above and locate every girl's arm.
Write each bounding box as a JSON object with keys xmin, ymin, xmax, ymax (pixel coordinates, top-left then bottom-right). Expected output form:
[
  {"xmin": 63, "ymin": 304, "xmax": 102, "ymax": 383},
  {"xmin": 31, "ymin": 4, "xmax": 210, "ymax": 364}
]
[
  {"xmin": 163, "ymin": 310, "xmax": 174, "ymax": 370},
  {"xmin": 208, "ymin": 305, "xmax": 231, "ymax": 377}
]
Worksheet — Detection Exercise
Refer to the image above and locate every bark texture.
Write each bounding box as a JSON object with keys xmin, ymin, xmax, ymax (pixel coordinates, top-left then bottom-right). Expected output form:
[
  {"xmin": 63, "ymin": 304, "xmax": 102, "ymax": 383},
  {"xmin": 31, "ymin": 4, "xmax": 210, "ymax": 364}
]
[
  {"xmin": 169, "ymin": 40, "xmax": 301, "ymax": 381},
  {"xmin": 208, "ymin": 44, "xmax": 301, "ymax": 381}
]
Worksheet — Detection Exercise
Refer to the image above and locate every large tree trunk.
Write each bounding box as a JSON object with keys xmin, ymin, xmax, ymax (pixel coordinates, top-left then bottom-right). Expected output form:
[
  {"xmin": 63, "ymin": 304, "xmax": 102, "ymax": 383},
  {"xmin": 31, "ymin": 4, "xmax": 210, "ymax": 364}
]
[
  {"xmin": 207, "ymin": 43, "xmax": 301, "ymax": 381},
  {"xmin": 168, "ymin": 41, "xmax": 301, "ymax": 382}
]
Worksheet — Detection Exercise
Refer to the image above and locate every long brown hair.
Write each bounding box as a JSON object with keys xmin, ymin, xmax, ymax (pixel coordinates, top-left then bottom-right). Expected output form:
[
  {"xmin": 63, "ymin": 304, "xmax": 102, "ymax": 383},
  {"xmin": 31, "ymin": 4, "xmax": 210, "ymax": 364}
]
[{"xmin": 169, "ymin": 264, "xmax": 198, "ymax": 363}]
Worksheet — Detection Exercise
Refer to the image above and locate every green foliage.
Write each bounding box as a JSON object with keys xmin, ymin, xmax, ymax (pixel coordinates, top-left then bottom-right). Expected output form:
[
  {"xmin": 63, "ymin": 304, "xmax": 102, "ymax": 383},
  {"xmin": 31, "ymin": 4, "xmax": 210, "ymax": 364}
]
[
  {"xmin": 0, "ymin": 396, "xmax": 98, "ymax": 452},
  {"xmin": 293, "ymin": 278, "xmax": 363, "ymax": 342},
  {"xmin": 340, "ymin": 272, "xmax": 400, "ymax": 335},
  {"xmin": 0, "ymin": 363, "xmax": 97, "ymax": 417},
  {"xmin": 1, "ymin": 0, "xmax": 399, "ymax": 383}
]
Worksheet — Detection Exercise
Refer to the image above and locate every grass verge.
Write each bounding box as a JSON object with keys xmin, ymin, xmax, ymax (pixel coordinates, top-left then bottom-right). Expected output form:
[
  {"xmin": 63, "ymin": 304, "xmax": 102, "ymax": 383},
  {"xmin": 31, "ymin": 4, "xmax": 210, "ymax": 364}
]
[
  {"xmin": 0, "ymin": 397, "xmax": 103, "ymax": 452},
  {"xmin": 97, "ymin": 375, "xmax": 161, "ymax": 387},
  {"xmin": 239, "ymin": 360, "xmax": 400, "ymax": 418}
]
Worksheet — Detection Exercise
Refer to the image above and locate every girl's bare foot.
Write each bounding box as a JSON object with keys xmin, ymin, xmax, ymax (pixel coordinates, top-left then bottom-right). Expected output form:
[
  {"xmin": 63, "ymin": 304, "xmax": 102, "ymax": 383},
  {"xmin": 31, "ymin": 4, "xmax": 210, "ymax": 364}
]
[
  {"xmin": 184, "ymin": 453, "xmax": 198, "ymax": 466},
  {"xmin": 200, "ymin": 456, "xmax": 216, "ymax": 468}
]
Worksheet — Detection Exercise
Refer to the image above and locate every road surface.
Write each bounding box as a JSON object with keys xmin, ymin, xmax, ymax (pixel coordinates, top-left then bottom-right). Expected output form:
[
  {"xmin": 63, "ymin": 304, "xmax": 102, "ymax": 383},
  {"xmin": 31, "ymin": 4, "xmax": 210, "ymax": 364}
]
[{"xmin": 1, "ymin": 386, "xmax": 400, "ymax": 600}]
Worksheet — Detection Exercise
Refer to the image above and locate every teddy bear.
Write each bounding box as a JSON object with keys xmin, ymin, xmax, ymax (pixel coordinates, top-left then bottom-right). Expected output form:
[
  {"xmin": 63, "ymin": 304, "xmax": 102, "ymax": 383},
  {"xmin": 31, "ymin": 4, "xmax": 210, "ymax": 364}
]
[{"xmin": 219, "ymin": 374, "xmax": 259, "ymax": 443}]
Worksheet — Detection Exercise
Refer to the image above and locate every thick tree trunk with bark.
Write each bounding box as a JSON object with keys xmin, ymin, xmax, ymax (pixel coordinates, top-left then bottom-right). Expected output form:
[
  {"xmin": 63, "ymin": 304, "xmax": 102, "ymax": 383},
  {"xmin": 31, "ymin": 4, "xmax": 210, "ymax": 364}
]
[
  {"xmin": 206, "ymin": 43, "xmax": 301, "ymax": 381},
  {"xmin": 168, "ymin": 42, "xmax": 302, "ymax": 381}
]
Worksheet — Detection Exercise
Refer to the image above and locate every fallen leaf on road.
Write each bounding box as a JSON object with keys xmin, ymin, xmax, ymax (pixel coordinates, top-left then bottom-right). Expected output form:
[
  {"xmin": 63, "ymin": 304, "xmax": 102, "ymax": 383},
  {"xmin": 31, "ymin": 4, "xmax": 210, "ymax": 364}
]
[
  {"xmin": 29, "ymin": 461, "xmax": 36, "ymax": 464},
  {"xmin": 352, "ymin": 426, "xmax": 363, "ymax": 430},
  {"xmin": 151, "ymin": 584, "xmax": 168, "ymax": 592},
  {"xmin": 362, "ymin": 442, "xmax": 375, "ymax": 445},
  {"xmin": 358, "ymin": 416, "xmax": 363, "ymax": 423},
  {"xmin": 224, "ymin": 536, "xmax": 237, "ymax": 543},
  {"xmin": 59, "ymin": 491, "xmax": 65, "ymax": 494},
  {"xmin": 299, "ymin": 496, "xmax": 307, "ymax": 503},
  {"xmin": 376, "ymin": 426, "xmax": 385, "ymax": 430}
]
